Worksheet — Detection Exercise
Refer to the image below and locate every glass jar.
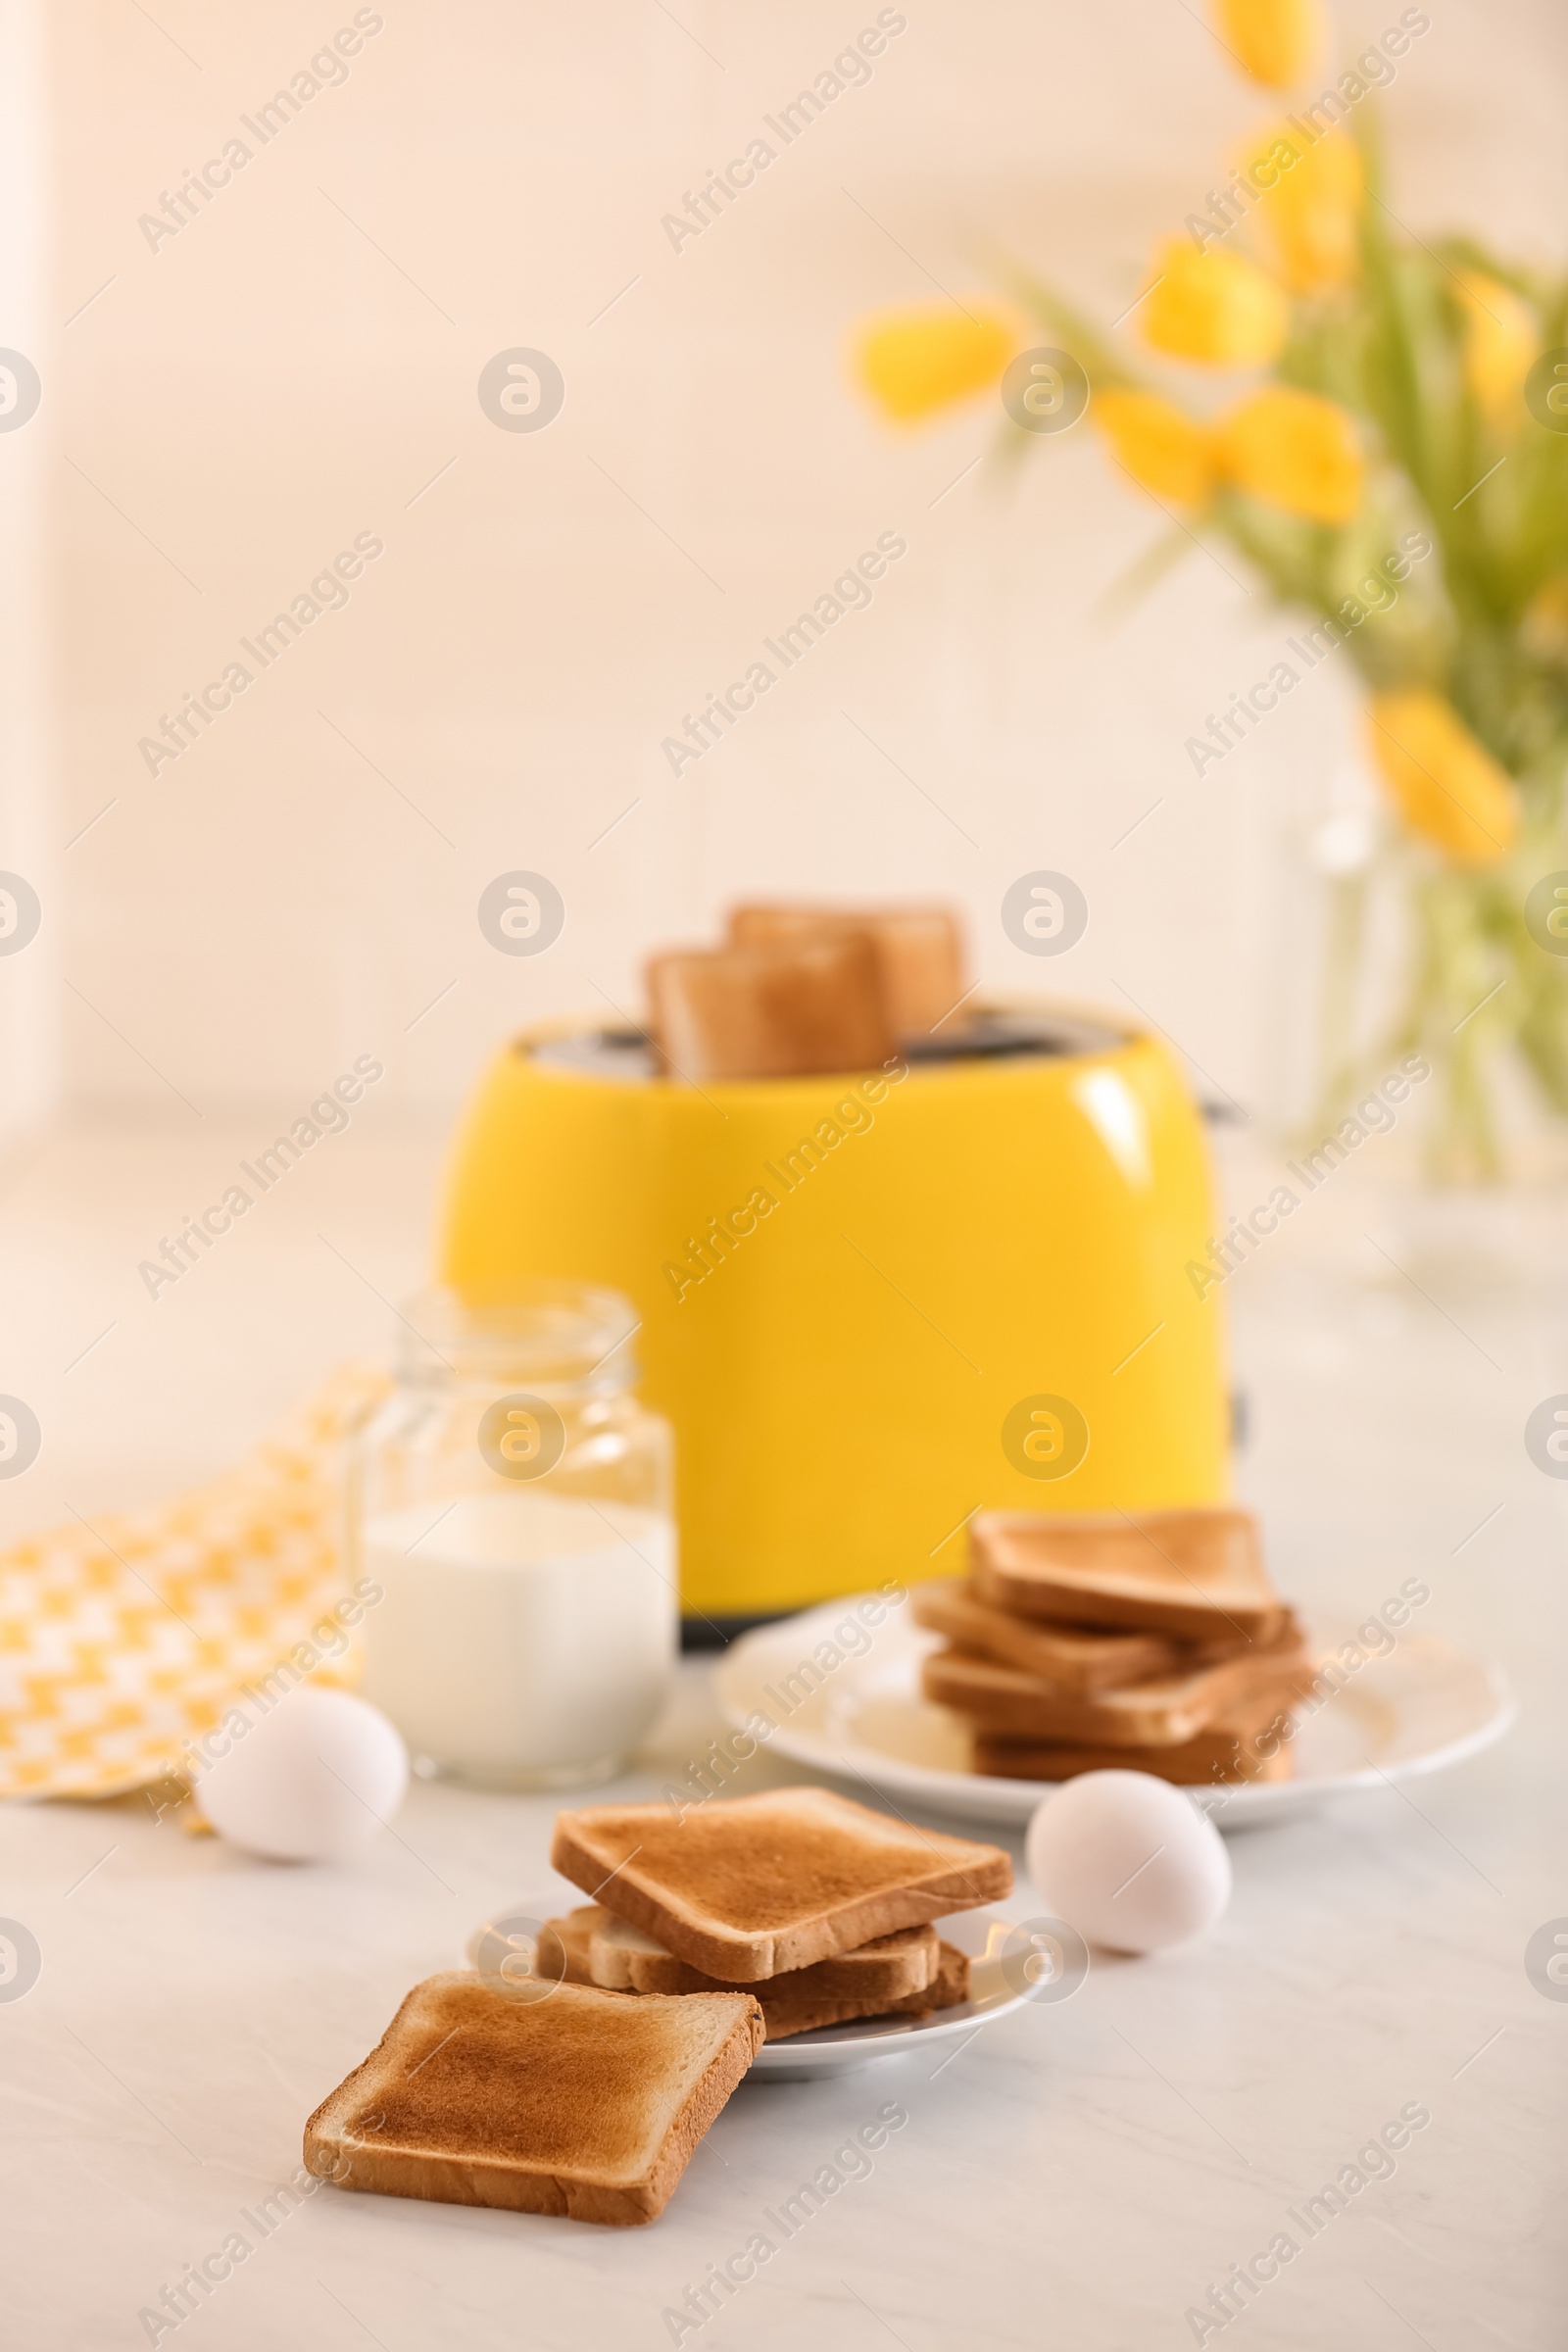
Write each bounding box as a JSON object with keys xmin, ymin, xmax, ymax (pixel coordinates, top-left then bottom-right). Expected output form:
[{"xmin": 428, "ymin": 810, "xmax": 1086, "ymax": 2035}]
[{"xmin": 350, "ymin": 1282, "xmax": 675, "ymax": 1790}]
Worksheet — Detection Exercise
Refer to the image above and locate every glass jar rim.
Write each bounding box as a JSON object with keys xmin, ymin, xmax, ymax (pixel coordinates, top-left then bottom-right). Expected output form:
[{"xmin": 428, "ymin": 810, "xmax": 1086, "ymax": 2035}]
[{"xmin": 396, "ymin": 1281, "xmax": 639, "ymax": 1391}]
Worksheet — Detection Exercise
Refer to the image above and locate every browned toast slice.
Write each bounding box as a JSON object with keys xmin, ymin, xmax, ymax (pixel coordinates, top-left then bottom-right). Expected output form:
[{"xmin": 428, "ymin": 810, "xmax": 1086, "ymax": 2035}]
[
  {"xmin": 575, "ymin": 1907, "xmax": 939, "ymax": 2000},
  {"xmin": 727, "ymin": 903, "xmax": 964, "ymax": 1037},
  {"xmin": 972, "ymin": 1686, "xmax": 1299, "ymax": 1786},
  {"xmin": 543, "ymin": 1909, "xmax": 964, "ymax": 2041},
  {"xmin": 911, "ymin": 1579, "xmax": 1207, "ymax": 1692},
  {"xmin": 759, "ymin": 1938, "xmax": 971, "ymax": 2039},
  {"xmin": 550, "ymin": 1787, "xmax": 1011, "ymax": 1983},
  {"xmin": 545, "ymin": 1909, "xmax": 597, "ymax": 1984},
  {"xmin": 303, "ymin": 1972, "xmax": 761, "ymax": 2227},
  {"xmin": 918, "ymin": 1936, "xmax": 969, "ymax": 2009},
  {"xmin": 922, "ymin": 1623, "xmax": 1309, "ymax": 1746},
  {"xmin": 646, "ymin": 935, "xmax": 895, "ymax": 1081},
  {"xmin": 970, "ymin": 1506, "xmax": 1283, "ymax": 1641}
]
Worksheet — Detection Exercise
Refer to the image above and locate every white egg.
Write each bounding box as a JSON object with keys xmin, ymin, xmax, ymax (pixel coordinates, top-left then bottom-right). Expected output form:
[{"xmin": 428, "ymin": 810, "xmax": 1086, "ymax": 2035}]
[
  {"xmin": 198, "ymin": 1689, "xmax": 409, "ymax": 1863},
  {"xmin": 1024, "ymin": 1770, "xmax": 1232, "ymax": 1954}
]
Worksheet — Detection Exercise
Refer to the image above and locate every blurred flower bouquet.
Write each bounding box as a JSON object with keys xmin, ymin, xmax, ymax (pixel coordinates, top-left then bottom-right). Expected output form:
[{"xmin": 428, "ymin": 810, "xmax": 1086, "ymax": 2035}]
[{"xmin": 854, "ymin": 0, "xmax": 1568, "ymax": 1178}]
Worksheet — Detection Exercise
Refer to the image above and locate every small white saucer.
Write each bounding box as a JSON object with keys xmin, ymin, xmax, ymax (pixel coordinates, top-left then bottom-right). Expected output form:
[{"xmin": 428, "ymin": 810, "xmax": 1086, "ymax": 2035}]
[
  {"xmin": 742, "ymin": 1904, "xmax": 1050, "ymax": 2081},
  {"xmin": 713, "ymin": 1593, "xmax": 1515, "ymax": 1831}
]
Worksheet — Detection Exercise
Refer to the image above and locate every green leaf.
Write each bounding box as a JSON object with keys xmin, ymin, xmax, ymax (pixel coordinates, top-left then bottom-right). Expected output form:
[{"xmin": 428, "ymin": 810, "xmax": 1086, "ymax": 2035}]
[{"xmin": 986, "ymin": 251, "xmax": 1149, "ymax": 393}]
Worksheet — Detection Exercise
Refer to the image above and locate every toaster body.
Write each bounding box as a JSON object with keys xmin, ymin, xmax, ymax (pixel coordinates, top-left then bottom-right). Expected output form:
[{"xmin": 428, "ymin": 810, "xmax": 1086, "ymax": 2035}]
[{"xmin": 438, "ymin": 1006, "xmax": 1228, "ymax": 1623}]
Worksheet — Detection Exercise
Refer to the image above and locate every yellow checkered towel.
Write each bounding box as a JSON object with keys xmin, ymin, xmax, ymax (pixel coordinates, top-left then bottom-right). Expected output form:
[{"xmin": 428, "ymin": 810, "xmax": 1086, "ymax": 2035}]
[{"xmin": 0, "ymin": 1365, "xmax": 388, "ymax": 1800}]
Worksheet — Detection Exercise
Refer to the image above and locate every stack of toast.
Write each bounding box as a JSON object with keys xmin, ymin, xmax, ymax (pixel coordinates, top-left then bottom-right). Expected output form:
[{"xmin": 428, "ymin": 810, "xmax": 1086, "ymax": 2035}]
[
  {"xmin": 916, "ymin": 1505, "xmax": 1311, "ymax": 1786},
  {"xmin": 544, "ymin": 1785, "xmax": 1008, "ymax": 2037},
  {"xmin": 304, "ymin": 1788, "xmax": 1011, "ymax": 2227}
]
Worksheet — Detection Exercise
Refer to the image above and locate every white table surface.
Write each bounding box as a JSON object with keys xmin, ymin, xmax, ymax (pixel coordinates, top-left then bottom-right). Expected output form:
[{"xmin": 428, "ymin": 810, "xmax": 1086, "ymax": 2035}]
[{"xmin": 2, "ymin": 1111, "xmax": 1565, "ymax": 2349}]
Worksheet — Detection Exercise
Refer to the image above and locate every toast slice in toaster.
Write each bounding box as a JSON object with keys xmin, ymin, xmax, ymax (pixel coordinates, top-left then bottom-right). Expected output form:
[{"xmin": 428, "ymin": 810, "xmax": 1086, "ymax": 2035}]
[
  {"xmin": 646, "ymin": 935, "xmax": 895, "ymax": 1081},
  {"xmin": 922, "ymin": 1623, "xmax": 1308, "ymax": 1746},
  {"xmin": 970, "ymin": 1506, "xmax": 1283, "ymax": 1641},
  {"xmin": 550, "ymin": 1787, "xmax": 1011, "ymax": 1982},
  {"xmin": 303, "ymin": 1972, "xmax": 762, "ymax": 2227},
  {"xmin": 727, "ymin": 903, "xmax": 964, "ymax": 1037}
]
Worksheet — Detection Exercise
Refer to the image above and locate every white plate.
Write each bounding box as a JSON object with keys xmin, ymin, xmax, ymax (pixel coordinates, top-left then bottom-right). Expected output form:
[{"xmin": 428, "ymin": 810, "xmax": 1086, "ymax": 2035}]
[
  {"xmin": 713, "ymin": 1594, "xmax": 1515, "ymax": 1831},
  {"xmin": 462, "ymin": 1903, "xmax": 1048, "ymax": 2081}
]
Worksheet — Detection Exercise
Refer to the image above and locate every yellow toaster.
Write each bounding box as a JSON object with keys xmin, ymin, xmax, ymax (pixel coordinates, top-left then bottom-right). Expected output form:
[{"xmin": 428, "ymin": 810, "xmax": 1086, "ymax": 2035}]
[{"xmin": 438, "ymin": 1004, "xmax": 1228, "ymax": 1629}]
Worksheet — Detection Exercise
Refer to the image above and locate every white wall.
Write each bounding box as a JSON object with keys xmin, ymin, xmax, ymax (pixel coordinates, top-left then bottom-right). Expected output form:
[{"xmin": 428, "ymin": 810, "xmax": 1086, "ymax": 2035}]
[
  {"xmin": 48, "ymin": 0, "xmax": 1568, "ymax": 1128},
  {"xmin": 0, "ymin": 0, "xmax": 55, "ymax": 1158}
]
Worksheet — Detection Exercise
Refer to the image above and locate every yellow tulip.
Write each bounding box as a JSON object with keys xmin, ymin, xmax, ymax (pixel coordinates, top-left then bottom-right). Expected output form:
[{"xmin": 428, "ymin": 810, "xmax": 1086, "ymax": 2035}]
[
  {"xmin": 1454, "ymin": 270, "xmax": 1537, "ymax": 429},
  {"xmin": 856, "ymin": 307, "xmax": 1014, "ymax": 423},
  {"xmin": 1094, "ymin": 388, "xmax": 1216, "ymax": 504},
  {"xmin": 1142, "ymin": 240, "xmax": 1289, "ymax": 366},
  {"xmin": 1217, "ymin": 0, "xmax": 1326, "ymax": 88},
  {"xmin": 1219, "ymin": 385, "xmax": 1363, "ymax": 523},
  {"xmin": 1366, "ymin": 690, "xmax": 1520, "ymax": 867},
  {"xmin": 1242, "ymin": 124, "xmax": 1363, "ymax": 293}
]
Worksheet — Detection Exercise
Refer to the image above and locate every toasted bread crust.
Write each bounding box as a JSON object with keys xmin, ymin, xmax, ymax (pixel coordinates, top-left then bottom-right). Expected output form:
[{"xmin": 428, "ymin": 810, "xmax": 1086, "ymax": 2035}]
[
  {"xmin": 912, "ymin": 1579, "xmax": 1176, "ymax": 1691},
  {"xmin": 550, "ymin": 1790, "xmax": 1011, "ymax": 1981},
  {"xmin": 974, "ymin": 1735, "xmax": 1294, "ymax": 1786},
  {"xmin": 647, "ymin": 935, "xmax": 895, "ymax": 1082},
  {"xmin": 972, "ymin": 1689, "xmax": 1300, "ymax": 1784},
  {"xmin": 922, "ymin": 1633, "xmax": 1310, "ymax": 1746},
  {"xmin": 550, "ymin": 1930, "xmax": 971, "ymax": 2042},
  {"xmin": 727, "ymin": 903, "xmax": 962, "ymax": 1037},
  {"xmin": 971, "ymin": 1507, "xmax": 1282, "ymax": 1641},
  {"xmin": 910, "ymin": 1580, "xmax": 1267, "ymax": 1692},
  {"xmin": 760, "ymin": 1940, "xmax": 969, "ymax": 2037},
  {"xmin": 576, "ymin": 1910, "xmax": 939, "ymax": 2001},
  {"xmin": 303, "ymin": 1973, "xmax": 762, "ymax": 2227},
  {"xmin": 548, "ymin": 1906, "xmax": 958, "ymax": 2041},
  {"xmin": 547, "ymin": 1910, "xmax": 599, "ymax": 1984}
]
